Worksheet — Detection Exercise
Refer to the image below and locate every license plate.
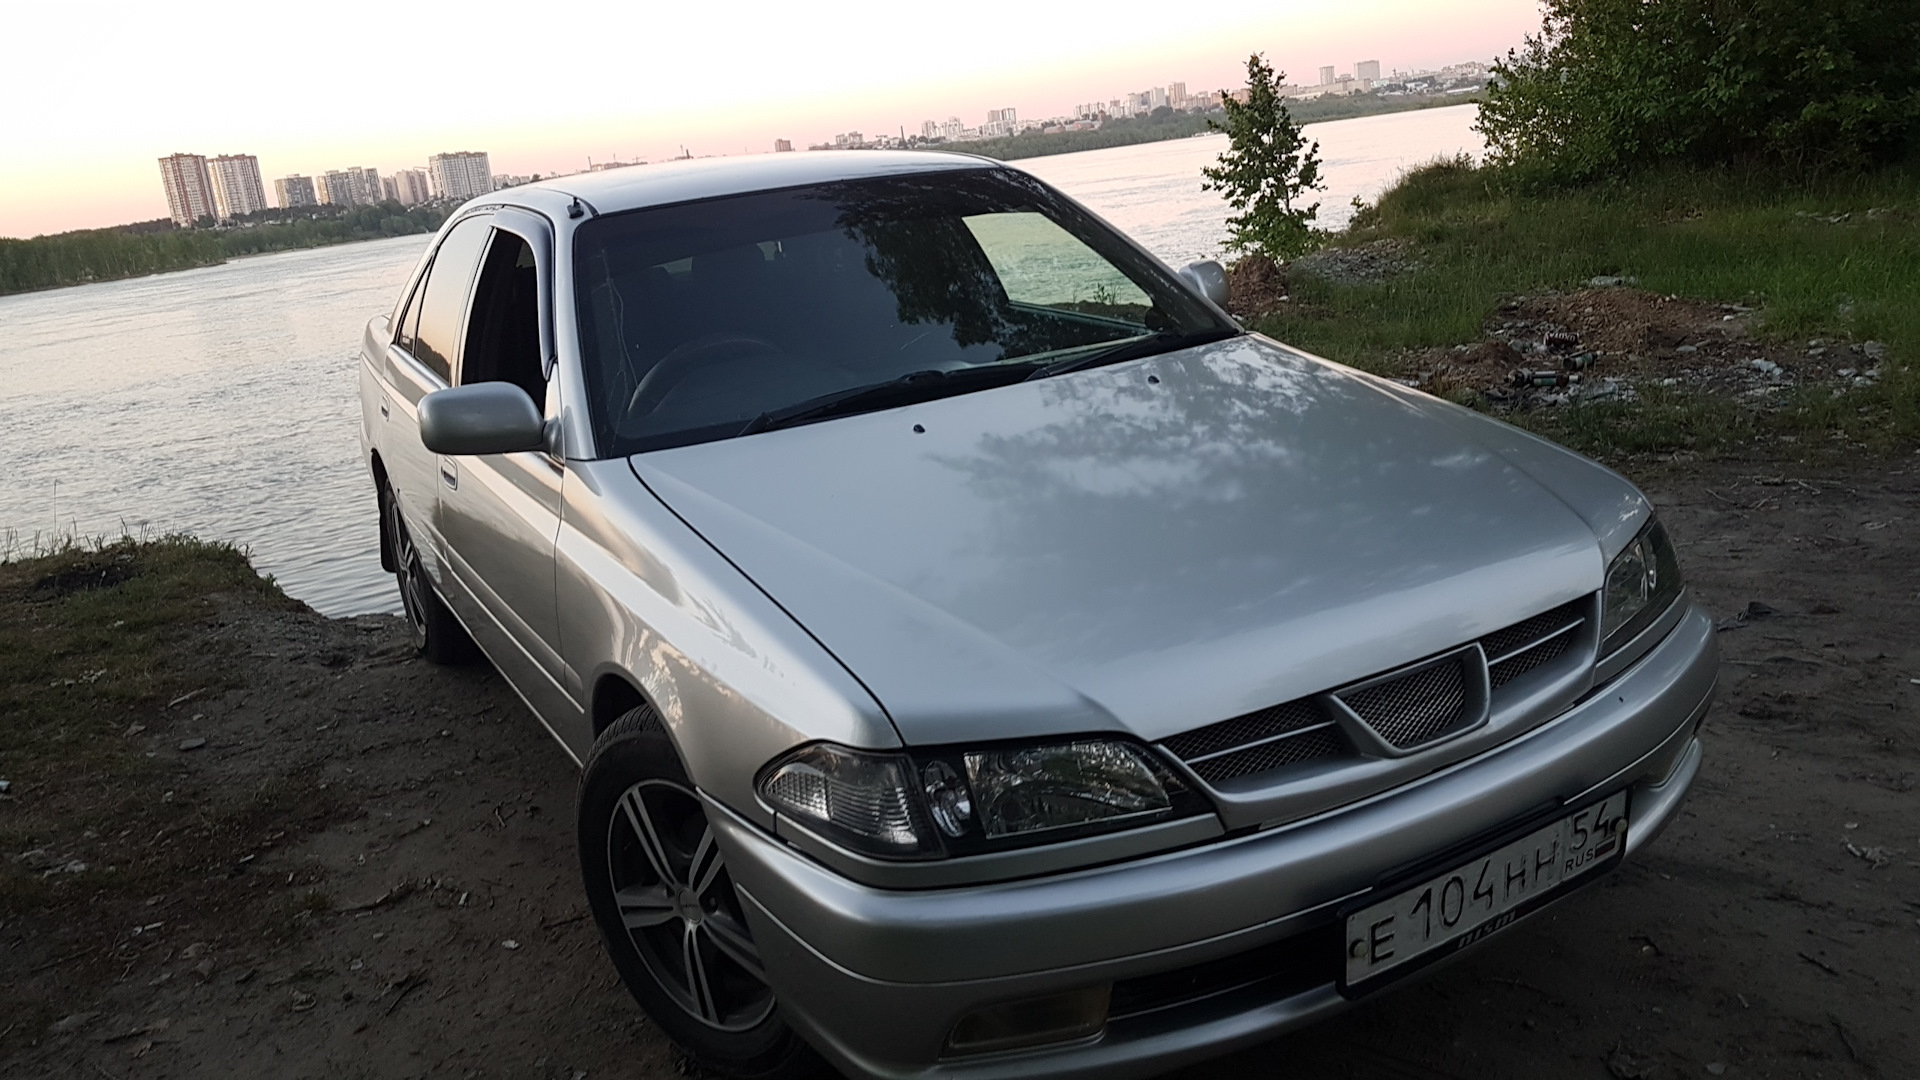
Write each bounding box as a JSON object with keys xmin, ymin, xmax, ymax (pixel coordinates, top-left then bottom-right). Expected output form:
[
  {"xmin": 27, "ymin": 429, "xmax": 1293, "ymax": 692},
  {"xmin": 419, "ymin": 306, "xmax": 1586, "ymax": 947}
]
[{"xmin": 1340, "ymin": 791, "xmax": 1630, "ymax": 996}]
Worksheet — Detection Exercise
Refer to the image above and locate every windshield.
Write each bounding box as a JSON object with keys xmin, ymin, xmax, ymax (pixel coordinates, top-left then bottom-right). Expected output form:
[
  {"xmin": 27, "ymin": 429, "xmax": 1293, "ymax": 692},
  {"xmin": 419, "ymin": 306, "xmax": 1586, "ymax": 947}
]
[{"xmin": 571, "ymin": 167, "xmax": 1237, "ymax": 455}]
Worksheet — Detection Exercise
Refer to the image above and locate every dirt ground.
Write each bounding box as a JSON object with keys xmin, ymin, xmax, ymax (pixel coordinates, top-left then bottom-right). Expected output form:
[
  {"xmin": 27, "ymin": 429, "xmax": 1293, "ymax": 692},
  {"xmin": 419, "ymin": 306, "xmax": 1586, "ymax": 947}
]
[
  {"xmin": 4, "ymin": 455, "xmax": 1917, "ymax": 1080},
  {"xmin": 1226, "ymin": 253, "xmax": 1890, "ymax": 419}
]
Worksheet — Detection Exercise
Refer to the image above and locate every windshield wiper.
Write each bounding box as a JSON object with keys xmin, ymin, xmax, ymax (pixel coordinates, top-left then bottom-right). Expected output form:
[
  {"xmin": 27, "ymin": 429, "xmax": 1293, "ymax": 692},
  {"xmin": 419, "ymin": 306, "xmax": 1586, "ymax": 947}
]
[
  {"xmin": 738, "ymin": 365, "xmax": 1034, "ymax": 437},
  {"xmin": 1024, "ymin": 327, "xmax": 1242, "ymax": 381}
]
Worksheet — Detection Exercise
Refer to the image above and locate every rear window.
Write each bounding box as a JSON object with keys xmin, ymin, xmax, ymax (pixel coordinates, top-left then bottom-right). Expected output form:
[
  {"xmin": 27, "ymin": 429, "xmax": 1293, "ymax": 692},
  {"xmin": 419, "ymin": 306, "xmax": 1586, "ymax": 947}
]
[{"xmin": 572, "ymin": 167, "xmax": 1231, "ymax": 456}]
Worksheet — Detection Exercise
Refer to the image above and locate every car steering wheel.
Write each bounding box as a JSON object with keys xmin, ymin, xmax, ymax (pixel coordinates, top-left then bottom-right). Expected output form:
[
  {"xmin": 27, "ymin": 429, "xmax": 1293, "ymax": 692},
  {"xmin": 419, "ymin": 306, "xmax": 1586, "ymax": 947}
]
[{"xmin": 624, "ymin": 334, "xmax": 786, "ymax": 426}]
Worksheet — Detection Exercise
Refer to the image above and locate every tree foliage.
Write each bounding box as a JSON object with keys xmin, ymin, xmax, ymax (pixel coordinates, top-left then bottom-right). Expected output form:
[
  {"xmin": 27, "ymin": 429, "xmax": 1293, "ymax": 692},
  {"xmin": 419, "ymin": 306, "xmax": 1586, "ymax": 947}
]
[
  {"xmin": 0, "ymin": 201, "xmax": 452, "ymax": 297},
  {"xmin": 1203, "ymin": 54, "xmax": 1324, "ymax": 261},
  {"xmin": 1478, "ymin": 0, "xmax": 1920, "ymax": 184}
]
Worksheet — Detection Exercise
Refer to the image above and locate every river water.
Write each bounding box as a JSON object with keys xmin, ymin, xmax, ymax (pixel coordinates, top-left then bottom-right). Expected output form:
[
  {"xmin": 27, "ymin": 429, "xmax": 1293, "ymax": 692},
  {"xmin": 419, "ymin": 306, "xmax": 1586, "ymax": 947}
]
[{"xmin": 0, "ymin": 104, "xmax": 1482, "ymax": 616}]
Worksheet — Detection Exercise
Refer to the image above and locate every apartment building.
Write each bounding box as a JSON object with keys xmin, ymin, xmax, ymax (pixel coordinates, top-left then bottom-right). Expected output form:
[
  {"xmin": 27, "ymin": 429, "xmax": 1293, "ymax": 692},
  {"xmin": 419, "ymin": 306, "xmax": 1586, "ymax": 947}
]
[
  {"xmin": 157, "ymin": 153, "xmax": 217, "ymax": 227},
  {"xmin": 391, "ymin": 168, "xmax": 431, "ymax": 206},
  {"xmin": 207, "ymin": 154, "xmax": 268, "ymax": 218},
  {"xmin": 275, "ymin": 175, "xmax": 318, "ymax": 209},
  {"xmin": 428, "ymin": 151, "xmax": 492, "ymax": 200}
]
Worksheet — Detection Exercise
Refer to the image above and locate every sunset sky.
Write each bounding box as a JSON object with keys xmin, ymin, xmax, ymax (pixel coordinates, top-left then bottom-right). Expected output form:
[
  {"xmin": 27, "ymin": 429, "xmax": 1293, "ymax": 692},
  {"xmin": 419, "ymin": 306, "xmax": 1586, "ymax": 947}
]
[{"xmin": 0, "ymin": 0, "xmax": 1542, "ymax": 238}]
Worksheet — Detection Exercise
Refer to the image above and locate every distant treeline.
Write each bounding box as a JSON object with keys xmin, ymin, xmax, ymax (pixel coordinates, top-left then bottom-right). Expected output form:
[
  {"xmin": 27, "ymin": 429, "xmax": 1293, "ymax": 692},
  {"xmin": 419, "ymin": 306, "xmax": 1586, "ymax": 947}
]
[
  {"xmin": 951, "ymin": 92, "xmax": 1481, "ymax": 164},
  {"xmin": 0, "ymin": 201, "xmax": 452, "ymax": 297}
]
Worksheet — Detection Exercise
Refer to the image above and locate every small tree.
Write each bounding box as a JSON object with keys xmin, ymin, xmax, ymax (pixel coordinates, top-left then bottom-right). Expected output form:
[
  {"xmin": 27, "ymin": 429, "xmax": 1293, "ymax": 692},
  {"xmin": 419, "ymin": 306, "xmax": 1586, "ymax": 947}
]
[{"xmin": 1203, "ymin": 54, "xmax": 1324, "ymax": 261}]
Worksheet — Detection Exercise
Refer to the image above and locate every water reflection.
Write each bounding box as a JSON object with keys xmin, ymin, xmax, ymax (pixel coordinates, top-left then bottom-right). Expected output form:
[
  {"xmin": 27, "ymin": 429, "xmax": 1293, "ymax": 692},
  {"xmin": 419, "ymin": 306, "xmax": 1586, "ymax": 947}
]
[{"xmin": 920, "ymin": 339, "xmax": 1525, "ymax": 669}]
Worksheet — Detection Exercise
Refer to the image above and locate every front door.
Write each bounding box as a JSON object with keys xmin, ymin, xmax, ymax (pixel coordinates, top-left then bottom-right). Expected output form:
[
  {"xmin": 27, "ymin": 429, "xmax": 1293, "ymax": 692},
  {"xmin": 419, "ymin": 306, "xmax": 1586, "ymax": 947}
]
[
  {"xmin": 434, "ymin": 215, "xmax": 575, "ymax": 720},
  {"xmin": 384, "ymin": 214, "xmax": 495, "ymax": 588}
]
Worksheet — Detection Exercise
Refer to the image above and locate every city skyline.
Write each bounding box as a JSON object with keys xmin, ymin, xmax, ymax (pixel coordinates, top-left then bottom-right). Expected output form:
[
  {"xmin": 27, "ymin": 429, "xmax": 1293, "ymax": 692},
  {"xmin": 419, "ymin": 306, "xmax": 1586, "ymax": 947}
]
[
  {"xmin": 0, "ymin": 0, "xmax": 1540, "ymax": 237},
  {"xmin": 140, "ymin": 56, "xmax": 1481, "ymax": 230}
]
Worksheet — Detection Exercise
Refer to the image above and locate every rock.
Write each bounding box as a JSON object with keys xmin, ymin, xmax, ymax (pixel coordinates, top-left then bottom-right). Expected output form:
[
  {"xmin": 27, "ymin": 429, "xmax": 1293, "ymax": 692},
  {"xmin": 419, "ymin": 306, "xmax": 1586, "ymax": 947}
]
[
  {"xmin": 1676, "ymin": 344, "xmax": 1698, "ymax": 354},
  {"xmin": 178, "ymin": 738, "xmax": 207, "ymax": 752},
  {"xmin": 1862, "ymin": 340, "xmax": 1888, "ymax": 361},
  {"xmin": 502, "ymin": 939, "xmax": 521, "ymax": 950},
  {"xmin": 180, "ymin": 941, "xmax": 208, "ymax": 960},
  {"xmin": 1588, "ymin": 275, "xmax": 1631, "ymax": 287},
  {"xmin": 290, "ymin": 990, "xmax": 317, "ymax": 1012},
  {"xmin": 0, "ymin": 779, "xmax": 10, "ymax": 794},
  {"xmin": 1706, "ymin": 1064, "xmax": 1726, "ymax": 1077},
  {"xmin": 1606, "ymin": 1047, "xmax": 1655, "ymax": 1079},
  {"xmin": 50, "ymin": 1011, "xmax": 97, "ymax": 1035},
  {"xmin": 1462, "ymin": 340, "xmax": 1525, "ymax": 366},
  {"xmin": 1749, "ymin": 359, "xmax": 1782, "ymax": 376},
  {"xmin": 192, "ymin": 958, "xmax": 217, "ymax": 982}
]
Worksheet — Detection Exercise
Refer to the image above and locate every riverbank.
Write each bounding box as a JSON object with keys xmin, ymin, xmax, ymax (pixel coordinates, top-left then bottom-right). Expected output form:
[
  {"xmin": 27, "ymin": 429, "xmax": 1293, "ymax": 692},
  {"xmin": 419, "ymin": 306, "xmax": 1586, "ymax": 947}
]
[
  {"xmin": 1240, "ymin": 160, "xmax": 1920, "ymax": 461},
  {"xmin": 5, "ymin": 457, "xmax": 1917, "ymax": 1076},
  {"xmin": 0, "ymin": 202, "xmax": 449, "ymax": 297},
  {"xmin": 954, "ymin": 89, "xmax": 1479, "ymax": 163}
]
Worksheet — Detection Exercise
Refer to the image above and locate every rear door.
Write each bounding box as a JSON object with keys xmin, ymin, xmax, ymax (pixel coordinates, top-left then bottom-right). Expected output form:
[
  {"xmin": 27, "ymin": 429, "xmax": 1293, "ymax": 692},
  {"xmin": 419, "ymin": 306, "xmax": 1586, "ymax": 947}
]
[
  {"xmin": 383, "ymin": 214, "xmax": 495, "ymax": 582},
  {"xmin": 434, "ymin": 211, "xmax": 575, "ymax": 719}
]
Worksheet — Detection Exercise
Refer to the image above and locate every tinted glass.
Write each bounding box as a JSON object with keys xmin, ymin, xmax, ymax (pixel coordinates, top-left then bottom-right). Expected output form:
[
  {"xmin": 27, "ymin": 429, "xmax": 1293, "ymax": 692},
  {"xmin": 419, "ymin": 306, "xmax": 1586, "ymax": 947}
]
[
  {"xmin": 392, "ymin": 277, "xmax": 421, "ymax": 353},
  {"xmin": 572, "ymin": 168, "xmax": 1233, "ymax": 456},
  {"xmin": 410, "ymin": 217, "xmax": 493, "ymax": 382}
]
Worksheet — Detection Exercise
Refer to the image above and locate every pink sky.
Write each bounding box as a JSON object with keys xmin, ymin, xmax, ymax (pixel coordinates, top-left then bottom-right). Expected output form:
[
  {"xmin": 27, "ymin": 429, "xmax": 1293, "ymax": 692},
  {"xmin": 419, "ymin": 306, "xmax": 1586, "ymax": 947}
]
[{"xmin": 0, "ymin": 0, "xmax": 1541, "ymax": 238}]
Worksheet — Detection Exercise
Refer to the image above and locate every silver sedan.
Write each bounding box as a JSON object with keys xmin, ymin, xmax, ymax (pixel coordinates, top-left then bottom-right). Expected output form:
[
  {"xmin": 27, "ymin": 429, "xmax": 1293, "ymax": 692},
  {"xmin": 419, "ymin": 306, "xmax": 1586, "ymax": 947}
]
[{"xmin": 357, "ymin": 151, "xmax": 1714, "ymax": 1079}]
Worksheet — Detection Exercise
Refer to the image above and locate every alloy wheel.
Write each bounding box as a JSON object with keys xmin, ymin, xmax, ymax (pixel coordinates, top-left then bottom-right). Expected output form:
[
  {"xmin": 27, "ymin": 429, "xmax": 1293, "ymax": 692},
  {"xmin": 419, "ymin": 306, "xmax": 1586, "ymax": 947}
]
[
  {"xmin": 607, "ymin": 778, "xmax": 774, "ymax": 1032},
  {"xmin": 384, "ymin": 489, "xmax": 429, "ymax": 649}
]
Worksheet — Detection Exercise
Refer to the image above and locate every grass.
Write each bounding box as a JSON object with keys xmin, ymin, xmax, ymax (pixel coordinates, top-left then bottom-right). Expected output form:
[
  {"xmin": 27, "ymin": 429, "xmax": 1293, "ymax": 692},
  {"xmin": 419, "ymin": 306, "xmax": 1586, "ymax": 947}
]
[
  {"xmin": 0, "ymin": 537, "xmax": 298, "ymax": 909},
  {"xmin": 1255, "ymin": 159, "xmax": 1920, "ymax": 459}
]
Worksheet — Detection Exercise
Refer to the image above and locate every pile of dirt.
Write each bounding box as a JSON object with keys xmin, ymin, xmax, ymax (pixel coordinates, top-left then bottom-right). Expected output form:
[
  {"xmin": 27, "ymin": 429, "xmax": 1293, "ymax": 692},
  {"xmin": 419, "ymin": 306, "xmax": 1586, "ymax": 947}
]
[
  {"xmin": 1225, "ymin": 240, "xmax": 1424, "ymax": 319},
  {"xmin": 1287, "ymin": 237, "xmax": 1419, "ymax": 285},
  {"xmin": 1395, "ymin": 285, "xmax": 1888, "ymax": 410},
  {"xmin": 1225, "ymin": 254, "xmax": 1289, "ymax": 318}
]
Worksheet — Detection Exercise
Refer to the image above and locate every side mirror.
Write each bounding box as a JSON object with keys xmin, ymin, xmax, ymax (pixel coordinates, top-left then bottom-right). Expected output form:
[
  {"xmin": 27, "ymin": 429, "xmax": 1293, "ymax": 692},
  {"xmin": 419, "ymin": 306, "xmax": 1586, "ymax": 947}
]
[
  {"xmin": 1179, "ymin": 259, "xmax": 1229, "ymax": 308},
  {"xmin": 418, "ymin": 383, "xmax": 545, "ymax": 456}
]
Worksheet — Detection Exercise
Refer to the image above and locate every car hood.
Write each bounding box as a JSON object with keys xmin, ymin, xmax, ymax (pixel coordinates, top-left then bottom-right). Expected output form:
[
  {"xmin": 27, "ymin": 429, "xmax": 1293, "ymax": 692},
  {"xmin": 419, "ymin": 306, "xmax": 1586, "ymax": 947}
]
[{"xmin": 632, "ymin": 335, "xmax": 1644, "ymax": 747}]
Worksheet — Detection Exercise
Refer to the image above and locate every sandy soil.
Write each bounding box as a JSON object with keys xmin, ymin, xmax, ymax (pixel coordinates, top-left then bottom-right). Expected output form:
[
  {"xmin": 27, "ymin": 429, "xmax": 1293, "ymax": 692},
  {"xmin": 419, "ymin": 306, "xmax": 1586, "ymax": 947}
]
[{"xmin": 4, "ymin": 457, "xmax": 1917, "ymax": 1080}]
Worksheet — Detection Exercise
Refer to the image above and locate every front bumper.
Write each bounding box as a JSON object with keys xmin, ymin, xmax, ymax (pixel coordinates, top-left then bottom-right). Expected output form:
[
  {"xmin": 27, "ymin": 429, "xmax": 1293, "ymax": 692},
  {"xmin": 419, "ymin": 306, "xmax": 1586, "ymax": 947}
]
[{"xmin": 709, "ymin": 604, "xmax": 1717, "ymax": 1080}]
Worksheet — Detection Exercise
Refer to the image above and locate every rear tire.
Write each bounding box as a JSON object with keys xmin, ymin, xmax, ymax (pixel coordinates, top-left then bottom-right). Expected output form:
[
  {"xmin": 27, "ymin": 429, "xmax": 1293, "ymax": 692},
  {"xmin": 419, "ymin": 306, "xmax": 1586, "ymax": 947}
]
[
  {"xmin": 381, "ymin": 481, "xmax": 475, "ymax": 665},
  {"xmin": 579, "ymin": 706, "xmax": 820, "ymax": 1080}
]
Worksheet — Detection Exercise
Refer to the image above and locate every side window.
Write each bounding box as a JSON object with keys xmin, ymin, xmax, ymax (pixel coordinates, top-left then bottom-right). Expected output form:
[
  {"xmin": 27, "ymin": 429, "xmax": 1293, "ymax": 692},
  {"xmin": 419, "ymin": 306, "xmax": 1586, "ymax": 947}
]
[
  {"xmin": 963, "ymin": 211, "xmax": 1152, "ymax": 320},
  {"xmin": 393, "ymin": 270, "xmax": 426, "ymax": 354},
  {"xmin": 459, "ymin": 231, "xmax": 547, "ymax": 409},
  {"xmin": 409, "ymin": 217, "xmax": 494, "ymax": 382}
]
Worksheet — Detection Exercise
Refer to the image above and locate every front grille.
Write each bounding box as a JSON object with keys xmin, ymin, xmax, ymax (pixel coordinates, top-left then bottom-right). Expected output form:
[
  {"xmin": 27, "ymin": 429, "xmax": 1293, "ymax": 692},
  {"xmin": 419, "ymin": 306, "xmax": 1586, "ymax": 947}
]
[
  {"xmin": 1481, "ymin": 599, "xmax": 1586, "ymax": 689},
  {"xmin": 1161, "ymin": 700, "xmax": 1324, "ymax": 761},
  {"xmin": 1337, "ymin": 654, "xmax": 1472, "ymax": 749},
  {"xmin": 1184, "ymin": 726, "xmax": 1348, "ymax": 784},
  {"xmin": 1160, "ymin": 700, "xmax": 1346, "ymax": 785},
  {"xmin": 1158, "ymin": 598, "xmax": 1592, "ymax": 789}
]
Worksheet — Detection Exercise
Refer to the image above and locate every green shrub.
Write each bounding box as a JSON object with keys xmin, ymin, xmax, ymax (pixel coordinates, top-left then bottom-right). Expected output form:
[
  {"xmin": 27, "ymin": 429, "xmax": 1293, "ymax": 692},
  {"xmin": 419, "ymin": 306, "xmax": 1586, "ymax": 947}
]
[{"xmin": 1478, "ymin": 0, "xmax": 1920, "ymax": 184}]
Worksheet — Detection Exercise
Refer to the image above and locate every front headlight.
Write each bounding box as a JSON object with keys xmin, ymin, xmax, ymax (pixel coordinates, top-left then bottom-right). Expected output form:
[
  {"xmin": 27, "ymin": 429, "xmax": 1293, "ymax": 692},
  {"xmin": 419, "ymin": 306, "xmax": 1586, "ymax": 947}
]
[
  {"xmin": 758, "ymin": 738, "xmax": 1206, "ymax": 860},
  {"xmin": 1600, "ymin": 517, "xmax": 1683, "ymax": 657}
]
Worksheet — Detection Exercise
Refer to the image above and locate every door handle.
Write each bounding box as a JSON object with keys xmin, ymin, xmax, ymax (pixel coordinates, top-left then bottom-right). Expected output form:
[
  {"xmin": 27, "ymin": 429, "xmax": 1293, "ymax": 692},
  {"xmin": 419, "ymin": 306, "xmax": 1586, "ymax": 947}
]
[
  {"xmin": 379, "ymin": 400, "xmax": 390, "ymax": 419},
  {"xmin": 440, "ymin": 459, "xmax": 458, "ymax": 490}
]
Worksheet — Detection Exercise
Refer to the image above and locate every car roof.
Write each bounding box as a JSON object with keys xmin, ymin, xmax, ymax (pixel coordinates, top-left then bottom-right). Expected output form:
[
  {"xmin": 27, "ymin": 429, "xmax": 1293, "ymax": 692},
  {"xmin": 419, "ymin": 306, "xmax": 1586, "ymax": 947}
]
[{"xmin": 501, "ymin": 150, "xmax": 1000, "ymax": 219}]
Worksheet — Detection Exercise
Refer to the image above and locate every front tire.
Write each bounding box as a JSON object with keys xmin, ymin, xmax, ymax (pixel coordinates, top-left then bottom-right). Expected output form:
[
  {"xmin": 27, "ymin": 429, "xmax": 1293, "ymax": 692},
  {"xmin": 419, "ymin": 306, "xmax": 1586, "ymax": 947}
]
[
  {"xmin": 579, "ymin": 707, "xmax": 819, "ymax": 1079},
  {"xmin": 381, "ymin": 481, "xmax": 474, "ymax": 665}
]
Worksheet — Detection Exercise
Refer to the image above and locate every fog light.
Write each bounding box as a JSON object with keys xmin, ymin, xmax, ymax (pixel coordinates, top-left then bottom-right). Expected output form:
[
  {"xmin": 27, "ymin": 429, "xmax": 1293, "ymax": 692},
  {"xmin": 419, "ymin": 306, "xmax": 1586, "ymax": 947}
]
[{"xmin": 943, "ymin": 985, "xmax": 1110, "ymax": 1057}]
